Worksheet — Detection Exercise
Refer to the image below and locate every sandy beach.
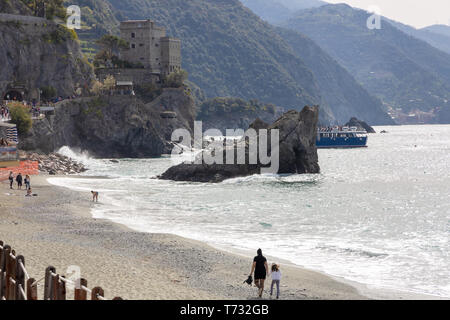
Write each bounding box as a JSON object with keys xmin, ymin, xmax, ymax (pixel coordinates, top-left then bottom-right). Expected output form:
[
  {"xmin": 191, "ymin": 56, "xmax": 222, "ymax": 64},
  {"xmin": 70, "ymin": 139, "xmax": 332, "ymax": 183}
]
[{"xmin": 0, "ymin": 174, "xmax": 435, "ymax": 300}]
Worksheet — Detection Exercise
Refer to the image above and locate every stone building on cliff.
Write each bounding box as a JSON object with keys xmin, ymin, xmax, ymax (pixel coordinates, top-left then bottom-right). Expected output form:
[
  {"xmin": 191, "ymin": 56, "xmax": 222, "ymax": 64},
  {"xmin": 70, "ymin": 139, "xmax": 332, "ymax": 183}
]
[
  {"xmin": 120, "ymin": 20, "xmax": 181, "ymax": 76},
  {"xmin": 96, "ymin": 19, "xmax": 182, "ymax": 87}
]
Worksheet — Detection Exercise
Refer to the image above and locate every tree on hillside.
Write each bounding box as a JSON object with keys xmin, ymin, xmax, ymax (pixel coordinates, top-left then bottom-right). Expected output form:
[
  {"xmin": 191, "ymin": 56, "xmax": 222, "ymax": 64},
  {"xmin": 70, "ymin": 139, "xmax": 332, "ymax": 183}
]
[
  {"xmin": 9, "ymin": 103, "xmax": 32, "ymax": 134},
  {"xmin": 94, "ymin": 35, "xmax": 129, "ymax": 67},
  {"xmin": 163, "ymin": 69, "xmax": 188, "ymax": 88}
]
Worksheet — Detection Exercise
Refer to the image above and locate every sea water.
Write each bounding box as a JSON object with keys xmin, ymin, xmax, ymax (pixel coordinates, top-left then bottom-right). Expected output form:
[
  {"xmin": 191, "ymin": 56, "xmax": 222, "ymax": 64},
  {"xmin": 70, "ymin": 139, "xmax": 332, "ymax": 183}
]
[{"xmin": 49, "ymin": 125, "xmax": 450, "ymax": 297}]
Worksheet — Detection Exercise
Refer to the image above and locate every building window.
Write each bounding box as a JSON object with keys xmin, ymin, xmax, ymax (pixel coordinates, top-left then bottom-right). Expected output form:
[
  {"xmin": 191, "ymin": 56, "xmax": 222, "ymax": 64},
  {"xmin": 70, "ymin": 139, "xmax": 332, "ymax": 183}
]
[
  {"xmin": 139, "ymin": 43, "xmax": 144, "ymax": 47},
  {"xmin": 155, "ymin": 43, "xmax": 159, "ymax": 47},
  {"xmin": 131, "ymin": 44, "xmax": 136, "ymax": 49},
  {"xmin": 131, "ymin": 33, "xmax": 136, "ymax": 38}
]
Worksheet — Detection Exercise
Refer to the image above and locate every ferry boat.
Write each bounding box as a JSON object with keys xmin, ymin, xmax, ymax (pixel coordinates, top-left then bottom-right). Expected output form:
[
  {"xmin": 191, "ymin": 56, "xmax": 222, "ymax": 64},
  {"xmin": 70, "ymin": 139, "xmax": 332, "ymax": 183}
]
[{"xmin": 317, "ymin": 126, "xmax": 368, "ymax": 148}]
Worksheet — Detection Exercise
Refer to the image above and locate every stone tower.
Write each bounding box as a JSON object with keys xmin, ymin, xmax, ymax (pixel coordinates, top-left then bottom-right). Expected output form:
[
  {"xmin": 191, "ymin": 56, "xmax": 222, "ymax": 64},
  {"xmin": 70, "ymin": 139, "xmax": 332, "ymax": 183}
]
[{"xmin": 120, "ymin": 20, "xmax": 181, "ymax": 75}]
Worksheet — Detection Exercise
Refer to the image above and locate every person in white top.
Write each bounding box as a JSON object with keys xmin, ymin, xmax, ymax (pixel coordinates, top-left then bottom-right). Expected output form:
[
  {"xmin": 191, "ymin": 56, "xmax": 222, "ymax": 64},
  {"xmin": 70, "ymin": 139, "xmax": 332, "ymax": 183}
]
[{"xmin": 269, "ymin": 263, "xmax": 282, "ymax": 299}]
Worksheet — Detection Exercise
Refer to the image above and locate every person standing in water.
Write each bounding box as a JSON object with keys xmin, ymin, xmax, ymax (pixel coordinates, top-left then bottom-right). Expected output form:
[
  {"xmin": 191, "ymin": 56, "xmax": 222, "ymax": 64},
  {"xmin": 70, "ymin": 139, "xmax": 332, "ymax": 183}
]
[
  {"xmin": 91, "ymin": 191, "xmax": 99, "ymax": 202},
  {"xmin": 249, "ymin": 248, "xmax": 269, "ymax": 298}
]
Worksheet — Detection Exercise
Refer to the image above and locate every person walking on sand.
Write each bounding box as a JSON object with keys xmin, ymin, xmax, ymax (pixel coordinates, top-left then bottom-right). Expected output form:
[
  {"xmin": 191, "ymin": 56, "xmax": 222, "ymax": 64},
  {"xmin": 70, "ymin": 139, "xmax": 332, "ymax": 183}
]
[
  {"xmin": 91, "ymin": 191, "xmax": 99, "ymax": 202},
  {"xmin": 24, "ymin": 175, "xmax": 31, "ymax": 190},
  {"xmin": 269, "ymin": 263, "xmax": 282, "ymax": 299},
  {"xmin": 8, "ymin": 172, "xmax": 14, "ymax": 189},
  {"xmin": 16, "ymin": 173, "xmax": 23, "ymax": 190},
  {"xmin": 249, "ymin": 249, "xmax": 269, "ymax": 298}
]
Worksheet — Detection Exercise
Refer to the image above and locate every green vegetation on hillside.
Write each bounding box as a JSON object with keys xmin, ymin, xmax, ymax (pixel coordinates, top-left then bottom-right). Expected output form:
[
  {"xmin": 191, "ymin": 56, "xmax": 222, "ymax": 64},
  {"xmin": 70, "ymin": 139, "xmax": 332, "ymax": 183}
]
[
  {"xmin": 198, "ymin": 97, "xmax": 276, "ymax": 118},
  {"xmin": 162, "ymin": 70, "xmax": 188, "ymax": 89},
  {"xmin": 20, "ymin": 0, "xmax": 66, "ymax": 19},
  {"xmin": 9, "ymin": 103, "xmax": 33, "ymax": 134},
  {"xmin": 66, "ymin": 0, "xmax": 322, "ymax": 116},
  {"xmin": 42, "ymin": 25, "xmax": 77, "ymax": 43}
]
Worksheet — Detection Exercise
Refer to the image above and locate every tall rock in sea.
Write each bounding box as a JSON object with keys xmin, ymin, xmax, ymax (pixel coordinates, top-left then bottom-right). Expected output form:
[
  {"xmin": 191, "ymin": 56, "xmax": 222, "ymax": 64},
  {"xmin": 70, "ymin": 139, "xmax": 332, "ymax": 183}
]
[{"xmin": 159, "ymin": 106, "xmax": 320, "ymax": 183}]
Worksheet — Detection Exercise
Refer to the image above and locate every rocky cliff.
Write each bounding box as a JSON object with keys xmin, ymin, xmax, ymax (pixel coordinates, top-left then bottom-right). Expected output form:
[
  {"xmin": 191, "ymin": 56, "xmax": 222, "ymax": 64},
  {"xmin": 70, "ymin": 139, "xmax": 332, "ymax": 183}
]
[
  {"xmin": 19, "ymin": 88, "xmax": 196, "ymax": 158},
  {"xmin": 159, "ymin": 106, "xmax": 320, "ymax": 183},
  {"xmin": 0, "ymin": 13, "xmax": 94, "ymax": 100}
]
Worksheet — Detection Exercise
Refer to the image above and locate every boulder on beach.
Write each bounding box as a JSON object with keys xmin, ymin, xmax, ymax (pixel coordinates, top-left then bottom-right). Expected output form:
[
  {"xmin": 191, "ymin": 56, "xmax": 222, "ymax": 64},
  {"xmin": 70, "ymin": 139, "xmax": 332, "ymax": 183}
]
[
  {"xmin": 159, "ymin": 106, "xmax": 320, "ymax": 183},
  {"xmin": 345, "ymin": 117, "xmax": 376, "ymax": 133}
]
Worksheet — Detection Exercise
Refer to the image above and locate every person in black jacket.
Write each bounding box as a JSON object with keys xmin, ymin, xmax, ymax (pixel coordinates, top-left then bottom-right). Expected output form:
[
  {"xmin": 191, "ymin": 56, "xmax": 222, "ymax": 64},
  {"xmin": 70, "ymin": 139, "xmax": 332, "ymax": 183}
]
[
  {"xmin": 249, "ymin": 249, "xmax": 269, "ymax": 298},
  {"xmin": 16, "ymin": 173, "xmax": 23, "ymax": 190}
]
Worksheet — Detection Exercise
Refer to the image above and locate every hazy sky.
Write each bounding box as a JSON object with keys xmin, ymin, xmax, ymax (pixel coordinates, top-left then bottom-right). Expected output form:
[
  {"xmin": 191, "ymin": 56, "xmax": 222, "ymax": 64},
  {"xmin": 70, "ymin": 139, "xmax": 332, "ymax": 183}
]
[{"xmin": 322, "ymin": 0, "xmax": 450, "ymax": 28}]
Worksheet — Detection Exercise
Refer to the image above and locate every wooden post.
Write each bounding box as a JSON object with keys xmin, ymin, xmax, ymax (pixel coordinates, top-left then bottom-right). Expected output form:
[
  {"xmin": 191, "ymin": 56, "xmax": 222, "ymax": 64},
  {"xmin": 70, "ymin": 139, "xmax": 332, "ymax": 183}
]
[
  {"xmin": 27, "ymin": 278, "xmax": 38, "ymax": 300},
  {"xmin": 52, "ymin": 273, "xmax": 59, "ymax": 300},
  {"xmin": 57, "ymin": 276, "xmax": 66, "ymax": 300},
  {"xmin": 0, "ymin": 243, "xmax": 7, "ymax": 299},
  {"xmin": 74, "ymin": 278, "xmax": 87, "ymax": 300},
  {"xmin": 44, "ymin": 266, "xmax": 56, "ymax": 300},
  {"xmin": 91, "ymin": 287, "xmax": 104, "ymax": 300},
  {"xmin": 15, "ymin": 255, "xmax": 25, "ymax": 300},
  {"xmin": 5, "ymin": 246, "xmax": 15, "ymax": 300}
]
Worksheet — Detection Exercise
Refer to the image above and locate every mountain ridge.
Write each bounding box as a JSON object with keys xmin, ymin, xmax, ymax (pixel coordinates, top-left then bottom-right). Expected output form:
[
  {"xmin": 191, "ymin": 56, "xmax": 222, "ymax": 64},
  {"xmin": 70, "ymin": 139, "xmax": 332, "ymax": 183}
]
[{"xmin": 282, "ymin": 4, "xmax": 450, "ymax": 123}]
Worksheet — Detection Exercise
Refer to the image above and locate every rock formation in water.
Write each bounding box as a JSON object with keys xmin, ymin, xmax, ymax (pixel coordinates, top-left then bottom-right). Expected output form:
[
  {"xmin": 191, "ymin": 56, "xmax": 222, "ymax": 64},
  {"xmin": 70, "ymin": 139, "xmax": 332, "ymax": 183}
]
[
  {"xmin": 159, "ymin": 106, "xmax": 320, "ymax": 183},
  {"xmin": 19, "ymin": 88, "xmax": 196, "ymax": 158},
  {"xmin": 345, "ymin": 117, "xmax": 376, "ymax": 133}
]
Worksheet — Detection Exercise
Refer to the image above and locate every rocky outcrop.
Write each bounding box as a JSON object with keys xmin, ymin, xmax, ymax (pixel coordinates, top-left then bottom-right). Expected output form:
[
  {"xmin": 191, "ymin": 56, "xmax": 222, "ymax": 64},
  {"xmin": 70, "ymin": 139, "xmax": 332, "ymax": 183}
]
[
  {"xmin": 159, "ymin": 106, "xmax": 320, "ymax": 183},
  {"xmin": 0, "ymin": 13, "xmax": 94, "ymax": 100},
  {"xmin": 19, "ymin": 88, "xmax": 196, "ymax": 158},
  {"xmin": 345, "ymin": 117, "xmax": 376, "ymax": 133},
  {"xmin": 20, "ymin": 152, "xmax": 87, "ymax": 175}
]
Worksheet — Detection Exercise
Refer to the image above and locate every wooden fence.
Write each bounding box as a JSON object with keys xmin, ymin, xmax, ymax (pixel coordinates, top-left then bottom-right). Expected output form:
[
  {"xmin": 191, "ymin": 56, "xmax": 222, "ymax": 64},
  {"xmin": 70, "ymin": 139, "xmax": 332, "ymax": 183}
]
[{"xmin": 0, "ymin": 240, "xmax": 122, "ymax": 300}]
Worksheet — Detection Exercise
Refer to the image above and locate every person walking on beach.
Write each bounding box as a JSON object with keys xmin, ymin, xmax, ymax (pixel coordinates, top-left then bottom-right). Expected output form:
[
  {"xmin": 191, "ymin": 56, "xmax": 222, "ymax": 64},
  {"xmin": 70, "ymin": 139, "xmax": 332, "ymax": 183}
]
[
  {"xmin": 91, "ymin": 191, "xmax": 99, "ymax": 202},
  {"xmin": 16, "ymin": 173, "xmax": 23, "ymax": 190},
  {"xmin": 269, "ymin": 263, "xmax": 282, "ymax": 299},
  {"xmin": 24, "ymin": 175, "xmax": 31, "ymax": 190},
  {"xmin": 249, "ymin": 249, "xmax": 269, "ymax": 298},
  {"xmin": 8, "ymin": 171, "xmax": 14, "ymax": 189}
]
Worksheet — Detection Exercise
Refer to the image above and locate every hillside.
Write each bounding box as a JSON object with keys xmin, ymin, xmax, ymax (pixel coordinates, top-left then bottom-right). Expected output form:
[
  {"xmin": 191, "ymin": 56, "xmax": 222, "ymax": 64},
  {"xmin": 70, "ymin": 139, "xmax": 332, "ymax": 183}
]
[
  {"xmin": 240, "ymin": 0, "xmax": 292, "ymax": 24},
  {"xmin": 197, "ymin": 97, "xmax": 283, "ymax": 132},
  {"xmin": 390, "ymin": 21, "xmax": 450, "ymax": 55},
  {"xmin": 276, "ymin": 27, "xmax": 392, "ymax": 125},
  {"xmin": 68, "ymin": 0, "xmax": 324, "ymax": 115},
  {"xmin": 423, "ymin": 25, "xmax": 450, "ymax": 38},
  {"xmin": 282, "ymin": 4, "xmax": 450, "ymax": 124},
  {"xmin": 240, "ymin": 0, "xmax": 325, "ymax": 24},
  {"xmin": 107, "ymin": 0, "xmax": 327, "ymax": 115},
  {"xmin": 66, "ymin": 0, "xmax": 397, "ymax": 125}
]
